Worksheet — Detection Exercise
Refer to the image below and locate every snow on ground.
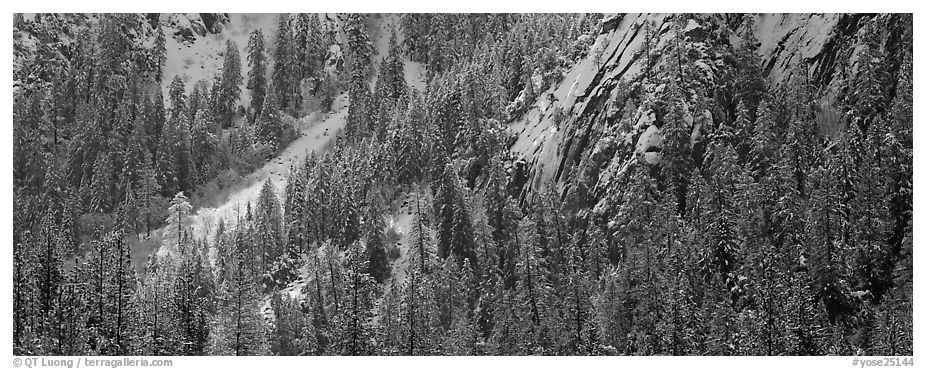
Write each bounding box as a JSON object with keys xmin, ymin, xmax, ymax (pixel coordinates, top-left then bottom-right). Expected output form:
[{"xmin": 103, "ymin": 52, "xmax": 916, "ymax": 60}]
[
  {"xmin": 152, "ymin": 12, "xmax": 430, "ymax": 263},
  {"xmin": 192, "ymin": 92, "xmax": 348, "ymax": 242},
  {"xmin": 260, "ymin": 258, "xmax": 314, "ymax": 322},
  {"xmin": 384, "ymin": 192, "xmax": 418, "ymax": 289},
  {"xmin": 635, "ymin": 124, "xmax": 661, "ymax": 154},
  {"xmin": 152, "ymin": 13, "xmax": 431, "ymax": 320},
  {"xmin": 162, "ymin": 14, "xmax": 281, "ymax": 105},
  {"xmin": 367, "ymin": 13, "xmax": 427, "ymax": 92},
  {"xmin": 403, "ymin": 59, "xmax": 427, "ymax": 93},
  {"xmin": 259, "ymin": 191, "xmax": 427, "ymax": 323},
  {"xmin": 155, "ymin": 92, "xmax": 349, "ymax": 260},
  {"xmin": 260, "ymin": 14, "xmax": 430, "ymax": 321}
]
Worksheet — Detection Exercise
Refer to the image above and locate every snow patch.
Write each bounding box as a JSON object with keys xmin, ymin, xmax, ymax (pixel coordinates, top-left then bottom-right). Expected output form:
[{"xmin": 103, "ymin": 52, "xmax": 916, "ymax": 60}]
[
  {"xmin": 155, "ymin": 93, "xmax": 349, "ymax": 261},
  {"xmin": 635, "ymin": 124, "xmax": 661, "ymax": 154}
]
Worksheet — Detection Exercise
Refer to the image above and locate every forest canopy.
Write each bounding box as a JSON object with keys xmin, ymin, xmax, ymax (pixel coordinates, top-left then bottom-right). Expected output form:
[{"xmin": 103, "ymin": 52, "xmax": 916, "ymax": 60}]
[{"xmin": 12, "ymin": 13, "xmax": 912, "ymax": 356}]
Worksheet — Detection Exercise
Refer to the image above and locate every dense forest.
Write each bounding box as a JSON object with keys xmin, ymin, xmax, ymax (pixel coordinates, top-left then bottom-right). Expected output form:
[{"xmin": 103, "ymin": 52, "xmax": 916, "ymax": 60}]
[{"xmin": 12, "ymin": 13, "xmax": 912, "ymax": 356}]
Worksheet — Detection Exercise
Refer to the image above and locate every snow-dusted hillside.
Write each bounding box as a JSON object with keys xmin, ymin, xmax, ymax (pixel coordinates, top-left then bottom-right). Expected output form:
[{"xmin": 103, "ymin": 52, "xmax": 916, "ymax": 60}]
[
  {"xmin": 161, "ymin": 13, "xmax": 279, "ymax": 102},
  {"xmin": 508, "ymin": 13, "xmax": 876, "ymax": 201},
  {"xmin": 153, "ymin": 13, "xmax": 427, "ymax": 271},
  {"xmin": 366, "ymin": 13, "xmax": 427, "ymax": 92},
  {"xmin": 255, "ymin": 14, "xmax": 430, "ymax": 321},
  {"xmin": 156, "ymin": 93, "xmax": 349, "ymax": 260}
]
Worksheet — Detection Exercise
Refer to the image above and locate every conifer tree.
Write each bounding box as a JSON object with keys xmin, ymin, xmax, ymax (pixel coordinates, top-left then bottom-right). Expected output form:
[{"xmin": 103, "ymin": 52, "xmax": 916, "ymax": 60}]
[
  {"xmin": 343, "ymin": 14, "xmax": 372, "ymax": 78},
  {"xmin": 163, "ymin": 191, "xmax": 193, "ymax": 253},
  {"xmin": 272, "ymin": 14, "xmax": 292, "ymax": 112},
  {"xmin": 173, "ymin": 243, "xmax": 214, "ymax": 355},
  {"xmin": 135, "ymin": 157, "xmax": 162, "ymax": 237},
  {"xmin": 329, "ymin": 248, "xmax": 378, "ymax": 355},
  {"xmin": 218, "ymin": 40, "xmax": 243, "ymax": 128},
  {"xmin": 256, "ymin": 80, "xmax": 285, "ymax": 150},
  {"xmin": 212, "ymin": 233, "xmax": 268, "ymax": 355},
  {"xmin": 268, "ymin": 292, "xmax": 317, "ymax": 355},
  {"xmin": 88, "ymin": 153, "xmax": 114, "ymax": 213},
  {"xmin": 254, "ymin": 179, "xmax": 284, "ymax": 280},
  {"xmin": 362, "ymin": 190, "xmax": 392, "ymax": 283},
  {"xmin": 136, "ymin": 255, "xmax": 177, "ymax": 355},
  {"xmin": 246, "ymin": 29, "xmax": 268, "ymax": 122},
  {"xmin": 434, "ymin": 164, "xmax": 478, "ymax": 268}
]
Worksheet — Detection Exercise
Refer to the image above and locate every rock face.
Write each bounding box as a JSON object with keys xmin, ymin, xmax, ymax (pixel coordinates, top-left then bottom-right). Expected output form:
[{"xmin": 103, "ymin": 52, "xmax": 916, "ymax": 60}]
[
  {"xmin": 158, "ymin": 13, "xmax": 230, "ymax": 43},
  {"xmin": 507, "ymin": 13, "xmax": 896, "ymax": 205}
]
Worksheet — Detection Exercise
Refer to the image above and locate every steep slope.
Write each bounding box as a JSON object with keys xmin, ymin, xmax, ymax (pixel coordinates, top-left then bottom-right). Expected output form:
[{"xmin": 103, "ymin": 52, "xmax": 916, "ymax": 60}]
[
  {"xmin": 366, "ymin": 13, "xmax": 427, "ymax": 92},
  {"xmin": 259, "ymin": 14, "xmax": 429, "ymax": 320},
  {"xmin": 161, "ymin": 13, "xmax": 278, "ymax": 102},
  {"xmin": 508, "ymin": 13, "xmax": 880, "ymax": 203},
  {"xmin": 154, "ymin": 93, "xmax": 349, "ymax": 261}
]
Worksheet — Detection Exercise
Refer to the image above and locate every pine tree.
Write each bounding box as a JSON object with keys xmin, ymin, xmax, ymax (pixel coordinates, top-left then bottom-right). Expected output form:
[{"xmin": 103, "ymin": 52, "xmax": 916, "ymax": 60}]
[
  {"xmin": 558, "ymin": 240, "xmax": 597, "ymax": 355},
  {"xmin": 272, "ymin": 14, "xmax": 292, "ymax": 112},
  {"xmin": 13, "ymin": 232, "xmax": 38, "ymax": 354},
  {"xmin": 173, "ymin": 243, "xmax": 214, "ymax": 355},
  {"xmin": 163, "ymin": 191, "xmax": 193, "ymax": 254},
  {"xmin": 218, "ymin": 40, "xmax": 243, "ymax": 128},
  {"xmin": 434, "ymin": 164, "xmax": 478, "ymax": 268},
  {"xmin": 268, "ymin": 292, "xmax": 317, "ymax": 355},
  {"xmin": 105, "ymin": 230, "xmax": 139, "ymax": 354},
  {"xmin": 406, "ymin": 190, "xmax": 437, "ymax": 275},
  {"xmin": 53, "ymin": 271, "xmax": 91, "ymax": 355},
  {"xmin": 189, "ymin": 108, "xmax": 217, "ymax": 187},
  {"xmin": 35, "ymin": 212, "xmax": 64, "ymax": 319},
  {"xmin": 847, "ymin": 26, "xmax": 889, "ymax": 132},
  {"xmin": 374, "ymin": 30, "xmax": 407, "ymax": 105},
  {"xmin": 442, "ymin": 258, "xmax": 482, "ymax": 355},
  {"xmin": 329, "ymin": 248, "xmax": 378, "ymax": 355},
  {"xmin": 594, "ymin": 266, "xmax": 631, "ymax": 354},
  {"xmin": 254, "ymin": 179, "xmax": 284, "ymax": 283},
  {"xmin": 246, "ymin": 29, "xmax": 268, "ymax": 122},
  {"xmin": 660, "ymin": 83, "xmax": 693, "ymax": 215},
  {"xmin": 88, "ymin": 153, "xmax": 115, "ymax": 213},
  {"xmin": 256, "ymin": 80, "xmax": 285, "ymax": 150},
  {"xmin": 168, "ymin": 76, "xmax": 187, "ymax": 122},
  {"xmin": 283, "ymin": 165, "xmax": 308, "ymax": 253},
  {"xmin": 484, "ymin": 156, "xmax": 520, "ymax": 287},
  {"xmin": 343, "ymin": 14, "xmax": 372, "ymax": 78},
  {"xmin": 603, "ymin": 166, "xmax": 669, "ymax": 354},
  {"xmin": 377, "ymin": 280, "xmax": 405, "ymax": 354},
  {"xmin": 702, "ymin": 133, "xmax": 747, "ymax": 287},
  {"xmin": 805, "ymin": 154, "xmax": 855, "ymax": 322},
  {"xmin": 731, "ymin": 14, "xmax": 766, "ymax": 122},
  {"xmin": 144, "ymin": 89, "xmax": 167, "ymax": 160},
  {"xmin": 397, "ymin": 270, "xmax": 441, "ymax": 355},
  {"xmin": 867, "ymin": 223, "xmax": 912, "ymax": 355},
  {"xmin": 747, "ymin": 99, "xmax": 778, "ymax": 177},
  {"xmin": 153, "ymin": 24, "xmax": 167, "ymax": 82},
  {"xmin": 362, "ymin": 190, "xmax": 391, "ymax": 283},
  {"xmin": 136, "ymin": 157, "xmax": 162, "ymax": 237},
  {"xmin": 136, "ymin": 255, "xmax": 177, "ymax": 355},
  {"xmin": 212, "ymin": 233, "xmax": 268, "ymax": 355},
  {"xmin": 287, "ymin": 14, "xmax": 312, "ymax": 115},
  {"xmin": 80, "ymin": 230, "xmax": 138, "ymax": 355}
]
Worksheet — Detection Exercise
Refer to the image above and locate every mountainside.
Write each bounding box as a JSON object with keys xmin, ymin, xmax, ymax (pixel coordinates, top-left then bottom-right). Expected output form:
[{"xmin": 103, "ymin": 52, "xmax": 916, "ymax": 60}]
[
  {"xmin": 12, "ymin": 13, "xmax": 912, "ymax": 357},
  {"xmin": 509, "ymin": 13, "xmax": 903, "ymax": 205}
]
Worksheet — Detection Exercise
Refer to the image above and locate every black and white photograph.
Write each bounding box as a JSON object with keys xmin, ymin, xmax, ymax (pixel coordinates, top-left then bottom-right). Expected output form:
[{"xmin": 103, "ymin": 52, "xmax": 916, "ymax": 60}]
[{"xmin": 8, "ymin": 7, "xmax": 916, "ymax": 363}]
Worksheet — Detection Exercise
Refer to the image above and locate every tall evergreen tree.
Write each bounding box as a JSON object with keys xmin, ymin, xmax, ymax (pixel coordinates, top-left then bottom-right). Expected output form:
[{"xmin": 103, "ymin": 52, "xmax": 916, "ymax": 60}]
[
  {"xmin": 246, "ymin": 29, "xmax": 268, "ymax": 122},
  {"xmin": 272, "ymin": 14, "xmax": 292, "ymax": 112},
  {"xmin": 218, "ymin": 40, "xmax": 243, "ymax": 128}
]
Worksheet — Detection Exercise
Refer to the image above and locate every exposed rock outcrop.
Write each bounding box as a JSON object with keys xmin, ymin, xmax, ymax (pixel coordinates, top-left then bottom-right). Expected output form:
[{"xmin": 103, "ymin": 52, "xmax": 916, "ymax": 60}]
[{"xmin": 508, "ymin": 13, "xmax": 904, "ymax": 208}]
